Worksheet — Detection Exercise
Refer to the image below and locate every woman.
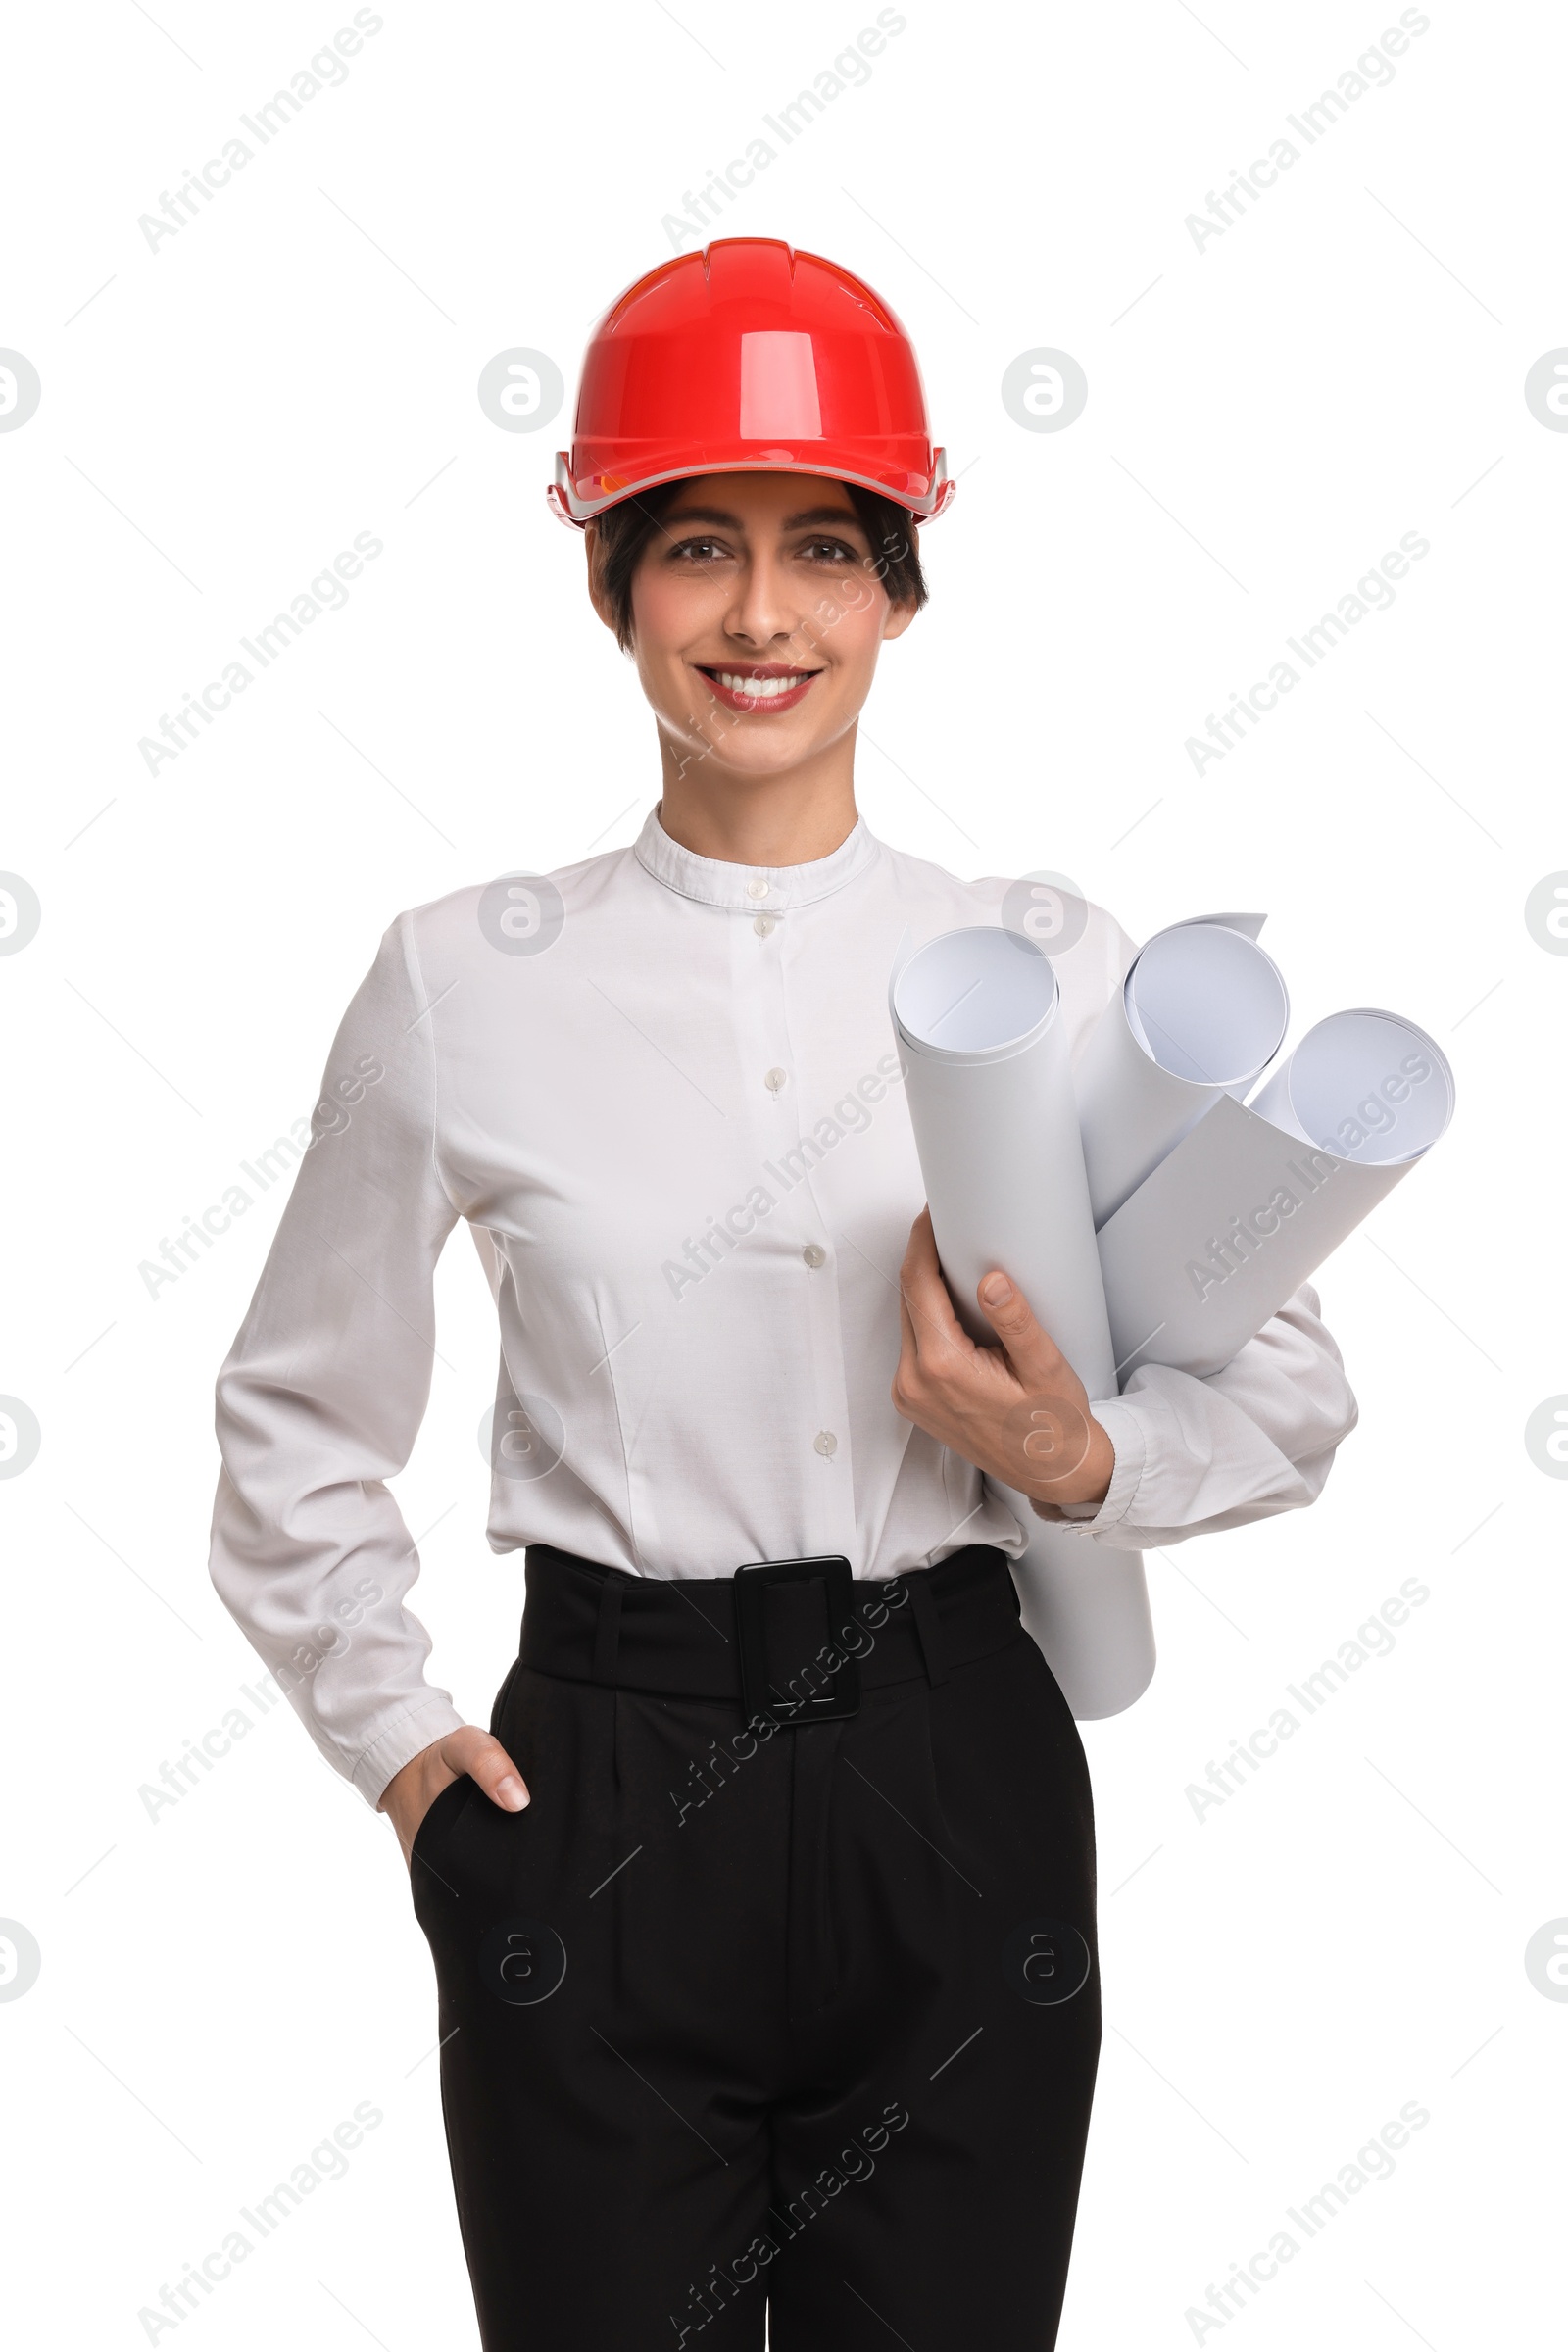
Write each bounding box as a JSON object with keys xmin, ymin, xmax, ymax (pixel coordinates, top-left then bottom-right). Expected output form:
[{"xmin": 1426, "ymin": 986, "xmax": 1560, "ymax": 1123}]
[{"xmin": 210, "ymin": 239, "xmax": 1356, "ymax": 2349}]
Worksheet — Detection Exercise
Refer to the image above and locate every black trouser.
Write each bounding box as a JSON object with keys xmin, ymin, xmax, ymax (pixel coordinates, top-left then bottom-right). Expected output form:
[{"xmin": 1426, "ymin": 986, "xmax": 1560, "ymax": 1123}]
[{"xmin": 411, "ymin": 1544, "xmax": 1100, "ymax": 2349}]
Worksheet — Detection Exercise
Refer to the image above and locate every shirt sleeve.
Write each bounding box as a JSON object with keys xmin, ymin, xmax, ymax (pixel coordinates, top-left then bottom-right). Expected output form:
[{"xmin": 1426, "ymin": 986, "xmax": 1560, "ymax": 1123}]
[
  {"xmin": 1041, "ymin": 1283, "xmax": 1358, "ymax": 1550},
  {"xmin": 208, "ymin": 913, "xmax": 466, "ymax": 1806}
]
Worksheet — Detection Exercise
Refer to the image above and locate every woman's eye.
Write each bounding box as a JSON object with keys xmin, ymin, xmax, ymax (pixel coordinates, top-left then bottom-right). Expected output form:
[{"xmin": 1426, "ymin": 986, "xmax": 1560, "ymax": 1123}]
[
  {"xmin": 669, "ymin": 537, "xmax": 729, "ymax": 563},
  {"xmin": 802, "ymin": 538, "xmax": 859, "ymax": 563}
]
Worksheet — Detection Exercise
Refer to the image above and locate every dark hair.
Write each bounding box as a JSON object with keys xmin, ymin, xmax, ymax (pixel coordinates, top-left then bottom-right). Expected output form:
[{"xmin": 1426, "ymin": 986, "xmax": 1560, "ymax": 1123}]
[{"xmin": 588, "ymin": 477, "xmax": 928, "ymax": 650}]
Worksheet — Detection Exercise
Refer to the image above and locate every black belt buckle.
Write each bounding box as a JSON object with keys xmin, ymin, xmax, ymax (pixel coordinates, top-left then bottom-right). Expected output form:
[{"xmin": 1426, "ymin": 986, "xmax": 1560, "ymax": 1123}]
[{"xmin": 734, "ymin": 1555, "xmax": 860, "ymax": 1730}]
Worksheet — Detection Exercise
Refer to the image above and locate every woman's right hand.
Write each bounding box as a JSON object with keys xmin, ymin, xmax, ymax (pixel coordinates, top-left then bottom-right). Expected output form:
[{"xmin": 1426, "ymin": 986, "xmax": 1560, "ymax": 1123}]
[{"xmin": 379, "ymin": 1726, "xmax": 529, "ymax": 1867}]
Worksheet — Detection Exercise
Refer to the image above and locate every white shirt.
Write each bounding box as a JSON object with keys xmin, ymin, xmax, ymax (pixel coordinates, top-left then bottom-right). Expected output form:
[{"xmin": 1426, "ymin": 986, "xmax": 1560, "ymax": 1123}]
[{"xmin": 210, "ymin": 811, "xmax": 1357, "ymax": 1804}]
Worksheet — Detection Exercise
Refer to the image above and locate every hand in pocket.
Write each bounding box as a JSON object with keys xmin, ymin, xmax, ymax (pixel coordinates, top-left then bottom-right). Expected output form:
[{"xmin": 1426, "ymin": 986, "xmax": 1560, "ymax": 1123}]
[{"xmin": 380, "ymin": 1726, "xmax": 529, "ymax": 1868}]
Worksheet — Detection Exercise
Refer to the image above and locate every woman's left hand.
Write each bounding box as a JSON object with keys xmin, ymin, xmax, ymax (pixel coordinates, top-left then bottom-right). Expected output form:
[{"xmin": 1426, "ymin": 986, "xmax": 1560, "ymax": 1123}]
[{"xmin": 891, "ymin": 1208, "xmax": 1114, "ymax": 1516}]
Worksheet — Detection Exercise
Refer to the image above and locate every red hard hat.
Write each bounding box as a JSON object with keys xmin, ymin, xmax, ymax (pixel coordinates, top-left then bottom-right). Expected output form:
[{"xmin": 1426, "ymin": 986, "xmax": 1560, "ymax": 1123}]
[{"xmin": 549, "ymin": 238, "xmax": 955, "ymax": 527}]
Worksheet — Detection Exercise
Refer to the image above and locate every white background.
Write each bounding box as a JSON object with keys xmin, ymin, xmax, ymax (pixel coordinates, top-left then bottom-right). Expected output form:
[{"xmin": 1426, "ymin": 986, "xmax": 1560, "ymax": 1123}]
[{"xmin": 2, "ymin": 1, "xmax": 1564, "ymax": 2344}]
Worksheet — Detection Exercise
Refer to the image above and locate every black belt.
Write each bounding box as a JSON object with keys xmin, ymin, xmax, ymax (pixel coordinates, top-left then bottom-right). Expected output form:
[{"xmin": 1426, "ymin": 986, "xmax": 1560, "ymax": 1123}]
[{"xmin": 517, "ymin": 1543, "xmax": 1022, "ymax": 1730}]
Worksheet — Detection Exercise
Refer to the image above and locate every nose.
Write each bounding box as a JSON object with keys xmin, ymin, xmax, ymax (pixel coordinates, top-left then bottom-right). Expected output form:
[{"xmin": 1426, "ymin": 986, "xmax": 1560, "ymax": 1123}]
[{"xmin": 724, "ymin": 544, "xmax": 806, "ymax": 654}]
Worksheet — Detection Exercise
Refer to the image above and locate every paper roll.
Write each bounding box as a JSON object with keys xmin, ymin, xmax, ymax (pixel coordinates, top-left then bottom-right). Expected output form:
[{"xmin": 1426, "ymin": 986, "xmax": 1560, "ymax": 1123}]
[
  {"xmin": 892, "ymin": 926, "xmax": 1116, "ymax": 1390},
  {"xmin": 1098, "ymin": 1008, "xmax": 1454, "ymax": 1379},
  {"xmin": 1076, "ymin": 914, "xmax": 1290, "ymax": 1228},
  {"xmin": 891, "ymin": 926, "xmax": 1155, "ymax": 1718},
  {"xmin": 1003, "ymin": 1505, "xmax": 1157, "ymax": 1719}
]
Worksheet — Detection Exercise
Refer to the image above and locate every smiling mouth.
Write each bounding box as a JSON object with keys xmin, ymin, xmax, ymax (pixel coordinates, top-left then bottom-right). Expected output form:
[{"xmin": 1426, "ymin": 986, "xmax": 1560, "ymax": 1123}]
[{"xmin": 696, "ymin": 663, "xmax": 824, "ymax": 712}]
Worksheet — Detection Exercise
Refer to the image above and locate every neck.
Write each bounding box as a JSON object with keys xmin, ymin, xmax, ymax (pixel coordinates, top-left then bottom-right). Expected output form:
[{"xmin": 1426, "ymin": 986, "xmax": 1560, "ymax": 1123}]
[{"xmin": 655, "ymin": 722, "xmax": 860, "ymax": 868}]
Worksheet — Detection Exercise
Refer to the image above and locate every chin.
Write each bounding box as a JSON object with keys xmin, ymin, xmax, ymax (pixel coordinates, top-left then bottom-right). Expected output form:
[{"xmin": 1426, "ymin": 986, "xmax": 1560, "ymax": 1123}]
[{"xmin": 705, "ymin": 737, "xmax": 826, "ymax": 782}]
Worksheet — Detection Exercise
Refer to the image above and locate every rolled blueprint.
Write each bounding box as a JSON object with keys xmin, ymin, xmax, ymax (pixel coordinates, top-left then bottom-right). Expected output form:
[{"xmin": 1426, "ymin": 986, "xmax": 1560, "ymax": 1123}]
[
  {"xmin": 1098, "ymin": 1007, "xmax": 1454, "ymax": 1380},
  {"xmin": 1076, "ymin": 914, "xmax": 1290, "ymax": 1228},
  {"xmin": 893, "ymin": 927, "xmax": 1115, "ymax": 1382},
  {"xmin": 996, "ymin": 1506, "xmax": 1156, "ymax": 1722},
  {"xmin": 891, "ymin": 926, "xmax": 1155, "ymax": 1719}
]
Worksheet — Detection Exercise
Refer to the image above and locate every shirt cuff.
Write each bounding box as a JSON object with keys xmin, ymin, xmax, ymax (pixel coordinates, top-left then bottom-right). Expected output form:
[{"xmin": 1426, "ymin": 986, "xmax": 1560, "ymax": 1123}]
[
  {"xmin": 1050, "ymin": 1399, "xmax": 1147, "ymax": 1535},
  {"xmin": 350, "ymin": 1693, "xmax": 467, "ymax": 1810}
]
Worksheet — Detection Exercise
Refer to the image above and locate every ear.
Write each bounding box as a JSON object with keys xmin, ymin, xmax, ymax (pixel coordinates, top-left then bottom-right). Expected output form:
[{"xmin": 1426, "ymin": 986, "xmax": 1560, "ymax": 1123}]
[
  {"xmin": 584, "ymin": 521, "xmax": 618, "ymax": 635},
  {"xmin": 878, "ymin": 519, "xmax": 921, "ymax": 642}
]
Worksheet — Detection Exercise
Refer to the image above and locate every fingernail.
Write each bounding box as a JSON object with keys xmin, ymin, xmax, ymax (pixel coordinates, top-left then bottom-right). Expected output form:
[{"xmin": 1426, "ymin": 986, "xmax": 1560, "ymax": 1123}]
[
  {"xmin": 497, "ymin": 1775, "xmax": 528, "ymax": 1810},
  {"xmin": 980, "ymin": 1273, "xmax": 1012, "ymax": 1307}
]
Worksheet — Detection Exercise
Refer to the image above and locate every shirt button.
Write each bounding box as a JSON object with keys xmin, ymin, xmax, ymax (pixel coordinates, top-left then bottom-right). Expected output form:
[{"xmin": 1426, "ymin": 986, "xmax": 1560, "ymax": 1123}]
[
  {"xmin": 802, "ymin": 1243, "xmax": 826, "ymax": 1269},
  {"xmin": 746, "ymin": 878, "xmax": 771, "ymax": 901},
  {"xmin": 753, "ymin": 914, "xmax": 776, "ymax": 938},
  {"xmin": 764, "ymin": 1066, "xmax": 788, "ymax": 1094},
  {"xmin": 813, "ymin": 1431, "xmax": 838, "ymax": 1458}
]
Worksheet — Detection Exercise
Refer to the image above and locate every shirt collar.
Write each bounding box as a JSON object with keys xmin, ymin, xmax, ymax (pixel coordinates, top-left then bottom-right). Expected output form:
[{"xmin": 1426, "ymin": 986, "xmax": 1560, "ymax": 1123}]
[{"xmin": 633, "ymin": 805, "xmax": 880, "ymax": 911}]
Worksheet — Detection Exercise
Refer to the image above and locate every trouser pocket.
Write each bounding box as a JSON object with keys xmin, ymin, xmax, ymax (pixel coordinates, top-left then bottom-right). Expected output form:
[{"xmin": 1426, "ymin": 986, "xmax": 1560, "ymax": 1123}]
[{"xmin": 408, "ymin": 1774, "xmax": 474, "ymax": 1919}]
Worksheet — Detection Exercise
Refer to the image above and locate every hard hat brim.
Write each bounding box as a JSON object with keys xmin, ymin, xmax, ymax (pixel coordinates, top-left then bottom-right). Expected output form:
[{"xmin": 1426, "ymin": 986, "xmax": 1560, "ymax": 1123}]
[{"xmin": 548, "ymin": 448, "xmax": 955, "ymax": 530}]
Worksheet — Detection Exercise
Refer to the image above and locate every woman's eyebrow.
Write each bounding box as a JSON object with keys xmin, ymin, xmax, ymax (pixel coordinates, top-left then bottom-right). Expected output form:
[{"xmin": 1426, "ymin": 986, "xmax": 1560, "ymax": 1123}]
[
  {"xmin": 660, "ymin": 503, "xmax": 864, "ymax": 533},
  {"xmin": 661, "ymin": 505, "xmax": 743, "ymax": 531}
]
